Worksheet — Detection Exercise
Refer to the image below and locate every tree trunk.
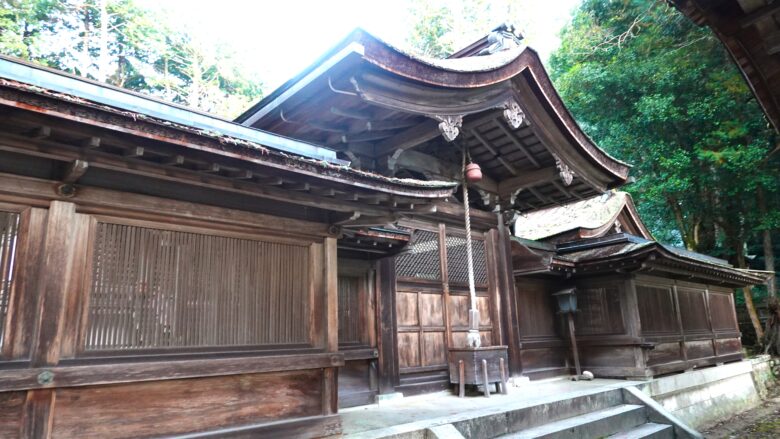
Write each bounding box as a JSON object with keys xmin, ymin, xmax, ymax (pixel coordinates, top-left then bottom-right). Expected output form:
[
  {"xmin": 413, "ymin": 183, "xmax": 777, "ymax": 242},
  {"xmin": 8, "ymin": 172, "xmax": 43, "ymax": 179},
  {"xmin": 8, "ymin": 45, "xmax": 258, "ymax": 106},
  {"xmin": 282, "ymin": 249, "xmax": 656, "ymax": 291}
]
[
  {"xmin": 736, "ymin": 242, "xmax": 765, "ymax": 342},
  {"xmin": 757, "ymin": 186, "xmax": 776, "ymax": 297}
]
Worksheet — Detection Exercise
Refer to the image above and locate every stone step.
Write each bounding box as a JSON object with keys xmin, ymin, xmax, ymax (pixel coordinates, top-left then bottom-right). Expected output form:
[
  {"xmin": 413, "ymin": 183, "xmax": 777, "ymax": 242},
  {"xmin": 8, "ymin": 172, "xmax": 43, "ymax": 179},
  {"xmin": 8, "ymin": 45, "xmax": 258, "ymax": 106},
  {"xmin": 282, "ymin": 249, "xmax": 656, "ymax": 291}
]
[
  {"xmin": 499, "ymin": 404, "xmax": 647, "ymax": 439},
  {"xmin": 607, "ymin": 423, "xmax": 674, "ymax": 439}
]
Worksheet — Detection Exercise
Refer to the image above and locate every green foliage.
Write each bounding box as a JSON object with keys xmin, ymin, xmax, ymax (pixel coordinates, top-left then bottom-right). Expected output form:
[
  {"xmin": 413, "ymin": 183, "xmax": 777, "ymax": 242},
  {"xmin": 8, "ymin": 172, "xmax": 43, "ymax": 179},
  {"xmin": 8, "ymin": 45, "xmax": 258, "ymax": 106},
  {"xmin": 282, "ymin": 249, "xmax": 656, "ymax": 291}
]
[
  {"xmin": 549, "ymin": 0, "xmax": 779, "ymax": 261},
  {"xmin": 0, "ymin": 0, "xmax": 262, "ymax": 117}
]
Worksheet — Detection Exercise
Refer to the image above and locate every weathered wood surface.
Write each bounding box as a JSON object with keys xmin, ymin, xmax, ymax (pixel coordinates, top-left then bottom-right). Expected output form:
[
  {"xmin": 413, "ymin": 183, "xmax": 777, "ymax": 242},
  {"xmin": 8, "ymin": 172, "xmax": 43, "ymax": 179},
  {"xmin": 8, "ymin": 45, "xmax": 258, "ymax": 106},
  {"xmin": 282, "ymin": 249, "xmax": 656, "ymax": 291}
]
[
  {"xmin": 0, "ymin": 176, "xmax": 345, "ymax": 437},
  {"xmin": 50, "ymin": 370, "xmax": 323, "ymax": 438},
  {"xmin": 0, "ymin": 352, "xmax": 343, "ymax": 392}
]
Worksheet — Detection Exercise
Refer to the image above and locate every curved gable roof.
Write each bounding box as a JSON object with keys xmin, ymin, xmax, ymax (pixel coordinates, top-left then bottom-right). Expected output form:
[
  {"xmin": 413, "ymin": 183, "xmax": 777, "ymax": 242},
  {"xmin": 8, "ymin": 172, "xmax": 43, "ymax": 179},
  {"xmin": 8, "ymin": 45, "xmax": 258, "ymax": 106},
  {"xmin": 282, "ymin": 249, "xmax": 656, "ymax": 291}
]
[
  {"xmin": 237, "ymin": 29, "xmax": 631, "ymax": 211},
  {"xmin": 514, "ymin": 191, "xmax": 652, "ymax": 242}
]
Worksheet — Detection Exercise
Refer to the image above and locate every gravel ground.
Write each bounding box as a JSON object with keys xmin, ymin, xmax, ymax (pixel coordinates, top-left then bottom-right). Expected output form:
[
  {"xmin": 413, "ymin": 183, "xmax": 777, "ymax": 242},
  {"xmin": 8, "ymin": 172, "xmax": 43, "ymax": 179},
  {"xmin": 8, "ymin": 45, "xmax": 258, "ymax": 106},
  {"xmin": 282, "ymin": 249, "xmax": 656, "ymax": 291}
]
[{"xmin": 702, "ymin": 387, "xmax": 780, "ymax": 438}]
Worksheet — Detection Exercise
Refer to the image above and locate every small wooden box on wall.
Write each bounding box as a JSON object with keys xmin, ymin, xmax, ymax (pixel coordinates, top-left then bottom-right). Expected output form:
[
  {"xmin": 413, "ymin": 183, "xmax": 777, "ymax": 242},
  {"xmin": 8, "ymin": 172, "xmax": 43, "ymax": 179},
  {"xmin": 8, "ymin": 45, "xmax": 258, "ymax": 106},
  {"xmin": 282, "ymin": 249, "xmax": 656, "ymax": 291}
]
[{"xmin": 448, "ymin": 346, "xmax": 509, "ymax": 397}]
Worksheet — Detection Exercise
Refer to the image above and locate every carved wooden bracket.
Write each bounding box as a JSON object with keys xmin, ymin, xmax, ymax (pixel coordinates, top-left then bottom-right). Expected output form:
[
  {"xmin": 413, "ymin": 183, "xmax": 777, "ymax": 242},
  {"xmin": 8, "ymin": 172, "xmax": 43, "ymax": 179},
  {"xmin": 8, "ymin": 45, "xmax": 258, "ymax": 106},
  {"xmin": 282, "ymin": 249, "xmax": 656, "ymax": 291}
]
[
  {"xmin": 503, "ymin": 100, "xmax": 525, "ymax": 129},
  {"xmin": 553, "ymin": 154, "xmax": 575, "ymax": 186},
  {"xmin": 431, "ymin": 115, "xmax": 463, "ymax": 142}
]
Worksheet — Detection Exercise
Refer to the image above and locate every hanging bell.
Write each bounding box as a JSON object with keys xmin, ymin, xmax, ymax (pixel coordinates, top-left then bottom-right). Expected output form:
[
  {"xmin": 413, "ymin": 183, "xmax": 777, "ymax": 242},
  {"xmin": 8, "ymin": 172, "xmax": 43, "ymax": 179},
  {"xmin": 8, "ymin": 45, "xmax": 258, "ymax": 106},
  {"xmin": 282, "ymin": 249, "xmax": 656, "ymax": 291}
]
[{"xmin": 465, "ymin": 162, "xmax": 482, "ymax": 183}]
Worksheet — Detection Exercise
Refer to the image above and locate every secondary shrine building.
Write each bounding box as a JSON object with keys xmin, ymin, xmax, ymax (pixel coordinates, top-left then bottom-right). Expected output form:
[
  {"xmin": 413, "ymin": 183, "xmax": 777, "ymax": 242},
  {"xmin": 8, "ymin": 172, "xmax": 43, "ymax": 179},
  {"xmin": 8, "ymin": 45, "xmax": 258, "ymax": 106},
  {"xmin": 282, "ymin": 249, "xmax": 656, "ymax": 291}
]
[{"xmin": 0, "ymin": 26, "xmax": 768, "ymax": 438}]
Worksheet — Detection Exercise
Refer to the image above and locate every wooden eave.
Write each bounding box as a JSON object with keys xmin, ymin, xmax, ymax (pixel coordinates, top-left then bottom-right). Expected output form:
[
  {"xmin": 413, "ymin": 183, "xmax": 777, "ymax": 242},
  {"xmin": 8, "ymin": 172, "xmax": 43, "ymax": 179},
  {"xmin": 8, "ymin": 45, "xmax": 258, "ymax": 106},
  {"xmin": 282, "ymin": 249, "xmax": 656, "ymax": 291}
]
[
  {"xmin": 0, "ymin": 74, "xmax": 458, "ymax": 221},
  {"xmin": 237, "ymin": 29, "xmax": 631, "ymax": 213},
  {"xmin": 557, "ymin": 234, "xmax": 769, "ymax": 287},
  {"xmin": 670, "ymin": 0, "xmax": 780, "ymax": 132},
  {"xmin": 537, "ymin": 194, "xmax": 654, "ymax": 244}
]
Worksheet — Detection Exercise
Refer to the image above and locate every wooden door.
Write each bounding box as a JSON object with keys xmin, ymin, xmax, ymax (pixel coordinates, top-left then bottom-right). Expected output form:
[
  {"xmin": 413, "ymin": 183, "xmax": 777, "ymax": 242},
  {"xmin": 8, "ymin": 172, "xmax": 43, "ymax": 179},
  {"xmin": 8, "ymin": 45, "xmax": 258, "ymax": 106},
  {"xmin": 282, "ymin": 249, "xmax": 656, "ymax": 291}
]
[
  {"xmin": 393, "ymin": 223, "xmax": 497, "ymax": 394},
  {"xmin": 337, "ymin": 260, "xmax": 378, "ymax": 408}
]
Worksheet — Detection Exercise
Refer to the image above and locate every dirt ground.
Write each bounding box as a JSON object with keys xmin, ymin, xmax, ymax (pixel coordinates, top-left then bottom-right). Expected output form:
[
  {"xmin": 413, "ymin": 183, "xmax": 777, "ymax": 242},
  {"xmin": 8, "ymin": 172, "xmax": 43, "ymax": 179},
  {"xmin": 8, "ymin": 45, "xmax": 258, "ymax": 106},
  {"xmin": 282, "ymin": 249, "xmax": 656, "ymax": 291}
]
[{"xmin": 702, "ymin": 387, "xmax": 780, "ymax": 438}]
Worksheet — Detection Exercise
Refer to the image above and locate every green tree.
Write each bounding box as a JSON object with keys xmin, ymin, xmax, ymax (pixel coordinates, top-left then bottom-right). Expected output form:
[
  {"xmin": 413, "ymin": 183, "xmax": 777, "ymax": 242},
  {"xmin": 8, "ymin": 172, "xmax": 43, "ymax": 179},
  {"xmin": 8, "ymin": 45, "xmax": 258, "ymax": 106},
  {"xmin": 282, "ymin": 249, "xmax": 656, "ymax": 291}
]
[
  {"xmin": 0, "ymin": 0, "xmax": 262, "ymax": 117},
  {"xmin": 549, "ymin": 0, "xmax": 780, "ymax": 341}
]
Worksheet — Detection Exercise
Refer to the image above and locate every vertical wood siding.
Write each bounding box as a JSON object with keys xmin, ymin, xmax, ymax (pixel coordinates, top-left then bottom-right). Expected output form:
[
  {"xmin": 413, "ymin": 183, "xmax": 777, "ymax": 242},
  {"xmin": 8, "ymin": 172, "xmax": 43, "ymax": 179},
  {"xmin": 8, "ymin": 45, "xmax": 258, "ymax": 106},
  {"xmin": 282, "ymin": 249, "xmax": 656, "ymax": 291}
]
[
  {"xmin": 84, "ymin": 222, "xmax": 309, "ymax": 351},
  {"xmin": 0, "ymin": 211, "xmax": 20, "ymax": 350}
]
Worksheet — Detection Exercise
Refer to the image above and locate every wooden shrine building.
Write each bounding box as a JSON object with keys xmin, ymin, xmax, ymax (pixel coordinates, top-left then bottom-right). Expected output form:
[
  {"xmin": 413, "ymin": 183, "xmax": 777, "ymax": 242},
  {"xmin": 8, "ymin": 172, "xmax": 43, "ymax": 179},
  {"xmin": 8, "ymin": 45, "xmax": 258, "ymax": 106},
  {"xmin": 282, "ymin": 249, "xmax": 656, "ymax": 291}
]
[
  {"xmin": 512, "ymin": 192, "xmax": 767, "ymax": 379},
  {"xmin": 0, "ymin": 25, "xmax": 768, "ymax": 438}
]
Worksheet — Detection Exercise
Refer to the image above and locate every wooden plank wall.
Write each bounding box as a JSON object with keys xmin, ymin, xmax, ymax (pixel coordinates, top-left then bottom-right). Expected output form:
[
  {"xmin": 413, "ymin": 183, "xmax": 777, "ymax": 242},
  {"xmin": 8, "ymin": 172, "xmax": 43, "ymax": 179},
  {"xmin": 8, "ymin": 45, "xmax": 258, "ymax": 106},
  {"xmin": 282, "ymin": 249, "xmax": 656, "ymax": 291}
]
[
  {"xmin": 561, "ymin": 274, "xmax": 744, "ymax": 379},
  {"xmin": 0, "ymin": 172, "xmax": 342, "ymax": 438}
]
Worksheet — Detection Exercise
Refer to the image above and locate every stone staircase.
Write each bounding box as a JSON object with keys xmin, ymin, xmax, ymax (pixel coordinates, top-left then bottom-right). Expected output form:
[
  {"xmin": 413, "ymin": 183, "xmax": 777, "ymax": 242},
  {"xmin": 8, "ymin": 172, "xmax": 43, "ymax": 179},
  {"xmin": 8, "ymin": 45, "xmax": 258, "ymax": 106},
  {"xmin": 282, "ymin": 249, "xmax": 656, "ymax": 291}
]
[
  {"xmin": 496, "ymin": 402, "xmax": 673, "ymax": 438},
  {"xmin": 344, "ymin": 385, "xmax": 701, "ymax": 439}
]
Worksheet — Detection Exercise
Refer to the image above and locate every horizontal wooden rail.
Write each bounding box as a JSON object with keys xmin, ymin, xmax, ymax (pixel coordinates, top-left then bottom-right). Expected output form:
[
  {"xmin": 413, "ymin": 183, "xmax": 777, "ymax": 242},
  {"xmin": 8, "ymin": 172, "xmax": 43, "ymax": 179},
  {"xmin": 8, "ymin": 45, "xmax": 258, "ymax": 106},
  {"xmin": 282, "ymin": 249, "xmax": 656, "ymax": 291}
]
[{"xmin": 0, "ymin": 352, "xmax": 345, "ymax": 392}]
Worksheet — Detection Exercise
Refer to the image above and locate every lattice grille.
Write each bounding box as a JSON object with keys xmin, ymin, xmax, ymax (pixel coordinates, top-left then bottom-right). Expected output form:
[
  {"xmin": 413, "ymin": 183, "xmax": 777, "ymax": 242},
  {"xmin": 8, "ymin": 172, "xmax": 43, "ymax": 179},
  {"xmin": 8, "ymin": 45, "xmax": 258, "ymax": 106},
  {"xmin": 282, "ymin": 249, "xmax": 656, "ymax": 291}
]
[
  {"xmin": 85, "ymin": 223, "xmax": 309, "ymax": 351},
  {"xmin": 396, "ymin": 229, "xmax": 441, "ymax": 280},
  {"xmin": 446, "ymin": 235, "xmax": 488, "ymax": 285},
  {"xmin": 0, "ymin": 211, "xmax": 20, "ymax": 350}
]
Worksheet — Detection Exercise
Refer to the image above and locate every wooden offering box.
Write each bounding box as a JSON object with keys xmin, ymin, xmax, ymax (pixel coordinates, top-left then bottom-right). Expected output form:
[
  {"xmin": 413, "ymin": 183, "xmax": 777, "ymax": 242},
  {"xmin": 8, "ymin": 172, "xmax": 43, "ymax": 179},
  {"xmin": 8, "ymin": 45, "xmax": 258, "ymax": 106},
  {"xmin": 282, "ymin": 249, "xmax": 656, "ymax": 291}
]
[{"xmin": 448, "ymin": 346, "xmax": 509, "ymax": 397}]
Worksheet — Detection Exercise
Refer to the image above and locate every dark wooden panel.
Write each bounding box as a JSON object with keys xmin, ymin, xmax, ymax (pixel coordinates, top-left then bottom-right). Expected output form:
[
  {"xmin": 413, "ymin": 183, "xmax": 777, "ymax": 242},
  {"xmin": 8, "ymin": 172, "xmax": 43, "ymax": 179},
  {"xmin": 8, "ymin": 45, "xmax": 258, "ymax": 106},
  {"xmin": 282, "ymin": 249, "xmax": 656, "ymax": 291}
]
[
  {"xmin": 422, "ymin": 331, "xmax": 447, "ymax": 366},
  {"xmin": 51, "ymin": 370, "xmax": 322, "ymax": 438},
  {"xmin": 715, "ymin": 338, "xmax": 742, "ymax": 356},
  {"xmin": 420, "ymin": 292, "xmax": 444, "ymax": 327},
  {"xmin": 636, "ymin": 284, "xmax": 678, "ymax": 335},
  {"xmin": 516, "ymin": 280, "xmax": 557, "ymax": 338},
  {"xmin": 0, "ymin": 391, "xmax": 25, "ymax": 439},
  {"xmin": 710, "ymin": 292, "xmax": 738, "ymax": 331},
  {"xmin": 685, "ymin": 340, "xmax": 714, "ymax": 360},
  {"xmin": 338, "ymin": 275, "xmax": 362, "ymax": 344},
  {"xmin": 448, "ymin": 295, "xmax": 470, "ymax": 328},
  {"xmin": 84, "ymin": 222, "xmax": 310, "ymax": 351},
  {"xmin": 338, "ymin": 360, "xmax": 377, "ymax": 408},
  {"xmin": 0, "ymin": 210, "xmax": 20, "ymax": 352},
  {"xmin": 677, "ymin": 287, "xmax": 710, "ymax": 332},
  {"xmin": 396, "ymin": 292, "xmax": 419, "ymax": 327},
  {"xmin": 575, "ymin": 286, "xmax": 625, "ymax": 335},
  {"xmin": 646, "ymin": 342, "xmax": 682, "ymax": 367},
  {"xmin": 580, "ymin": 346, "xmax": 635, "ymax": 367},
  {"xmin": 397, "ymin": 332, "xmax": 420, "ymax": 369}
]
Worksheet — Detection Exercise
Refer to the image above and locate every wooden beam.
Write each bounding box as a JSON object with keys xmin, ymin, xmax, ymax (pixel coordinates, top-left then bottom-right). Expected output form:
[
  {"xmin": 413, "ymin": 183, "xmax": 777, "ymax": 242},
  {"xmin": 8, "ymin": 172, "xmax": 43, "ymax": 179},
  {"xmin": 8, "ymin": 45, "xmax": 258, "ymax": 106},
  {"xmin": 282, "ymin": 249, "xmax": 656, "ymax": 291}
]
[
  {"xmin": 330, "ymin": 106, "xmax": 371, "ymax": 120},
  {"xmin": 497, "ymin": 167, "xmax": 558, "ymax": 197},
  {"xmin": 495, "ymin": 120, "xmax": 541, "ymax": 168},
  {"xmin": 81, "ymin": 136, "xmax": 101, "ymax": 149},
  {"xmin": 374, "ymin": 119, "xmax": 441, "ymax": 157},
  {"xmin": 328, "ymin": 130, "xmax": 397, "ymax": 145},
  {"xmin": 29, "ymin": 126, "xmax": 51, "ymax": 139},
  {"xmin": 123, "ymin": 146, "xmax": 144, "ymax": 158},
  {"xmin": 62, "ymin": 159, "xmax": 88, "ymax": 184},
  {"xmin": 198, "ymin": 163, "xmax": 220, "ymax": 173},
  {"xmin": 228, "ymin": 169, "xmax": 253, "ymax": 180},
  {"xmin": 164, "ymin": 155, "xmax": 185, "ymax": 166},
  {"xmin": 469, "ymin": 128, "xmax": 518, "ymax": 175},
  {"xmin": 740, "ymin": 3, "xmax": 780, "ymax": 28},
  {"xmin": 392, "ymin": 149, "xmax": 498, "ymax": 193},
  {"xmin": 350, "ymin": 118, "xmax": 419, "ymax": 132}
]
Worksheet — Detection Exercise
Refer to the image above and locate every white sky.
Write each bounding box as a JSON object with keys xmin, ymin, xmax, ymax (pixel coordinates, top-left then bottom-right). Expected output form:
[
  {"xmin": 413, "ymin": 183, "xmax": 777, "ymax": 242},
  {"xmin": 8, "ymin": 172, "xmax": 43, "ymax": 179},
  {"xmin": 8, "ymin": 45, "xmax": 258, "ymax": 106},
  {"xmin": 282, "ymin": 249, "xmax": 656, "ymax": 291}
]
[{"xmin": 139, "ymin": 0, "xmax": 581, "ymax": 94}]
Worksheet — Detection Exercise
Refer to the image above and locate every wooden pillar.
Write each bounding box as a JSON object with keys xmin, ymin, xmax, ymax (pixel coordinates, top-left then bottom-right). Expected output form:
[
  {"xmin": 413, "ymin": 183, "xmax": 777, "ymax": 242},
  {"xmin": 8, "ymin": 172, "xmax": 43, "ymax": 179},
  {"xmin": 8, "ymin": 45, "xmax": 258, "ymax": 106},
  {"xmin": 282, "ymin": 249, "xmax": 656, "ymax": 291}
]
[
  {"xmin": 375, "ymin": 257, "xmax": 398, "ymax": 394},
  {"xmin": 496, "ymin": 219, "xmax": 522, "ymax": 375},
  {"xmin": 30, "ymin": 201, "xmax": 78, "ymax": 367},
  {"xmin": 322, "ymin": 236, "xmax": 338, "ymax": 415},
  {"xmin": 23, "ymin": 200, "xmax": 86, "ymax": 438}
]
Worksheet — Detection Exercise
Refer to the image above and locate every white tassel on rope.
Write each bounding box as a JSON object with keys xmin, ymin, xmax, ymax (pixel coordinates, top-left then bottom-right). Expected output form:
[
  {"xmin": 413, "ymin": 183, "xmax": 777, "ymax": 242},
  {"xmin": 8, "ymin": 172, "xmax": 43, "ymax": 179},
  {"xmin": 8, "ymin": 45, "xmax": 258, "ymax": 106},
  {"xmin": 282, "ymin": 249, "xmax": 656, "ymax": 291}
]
[{"xmin": 462, "ymin": 147, "xmax": 481, "ymax": 349}]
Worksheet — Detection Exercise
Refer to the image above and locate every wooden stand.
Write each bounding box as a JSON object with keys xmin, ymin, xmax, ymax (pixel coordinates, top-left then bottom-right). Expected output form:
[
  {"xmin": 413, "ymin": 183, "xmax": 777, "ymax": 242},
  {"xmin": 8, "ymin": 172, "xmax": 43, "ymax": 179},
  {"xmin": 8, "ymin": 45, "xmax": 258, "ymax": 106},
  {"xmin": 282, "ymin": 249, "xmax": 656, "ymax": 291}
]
[{"xmin": 448, "ymin": 346, "xmax": 509, "ymax": 398}]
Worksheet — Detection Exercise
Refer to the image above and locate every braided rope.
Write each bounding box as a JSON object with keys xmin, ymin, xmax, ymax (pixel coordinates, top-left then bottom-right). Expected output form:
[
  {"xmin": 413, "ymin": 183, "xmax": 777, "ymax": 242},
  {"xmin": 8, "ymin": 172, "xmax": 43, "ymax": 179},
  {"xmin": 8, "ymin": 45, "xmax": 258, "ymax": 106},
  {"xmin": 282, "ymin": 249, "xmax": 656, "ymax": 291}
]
[{"xmin": 462, "ymin": 149, "xmax": 477, "ymax": 315}]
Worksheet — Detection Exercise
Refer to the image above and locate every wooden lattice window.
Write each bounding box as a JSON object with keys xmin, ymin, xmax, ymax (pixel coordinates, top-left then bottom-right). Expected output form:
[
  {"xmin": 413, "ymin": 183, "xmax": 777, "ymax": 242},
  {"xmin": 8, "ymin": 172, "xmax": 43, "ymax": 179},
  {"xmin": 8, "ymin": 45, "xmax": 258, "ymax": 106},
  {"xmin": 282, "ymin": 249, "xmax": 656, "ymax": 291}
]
[
  {"xmin": 445, "ymin": 234, "xmax": 487, "ymax": 286},
  {"xmin": 396, "ymin": 229, "xmax": 441, "ymax": 280},
  {"xmin": 84, "ymin": 222, "xmax": 310, "ymax": 351},
  {"xmin": 0, "ymin": 211, "xmax": 20, "ymax": 350}
]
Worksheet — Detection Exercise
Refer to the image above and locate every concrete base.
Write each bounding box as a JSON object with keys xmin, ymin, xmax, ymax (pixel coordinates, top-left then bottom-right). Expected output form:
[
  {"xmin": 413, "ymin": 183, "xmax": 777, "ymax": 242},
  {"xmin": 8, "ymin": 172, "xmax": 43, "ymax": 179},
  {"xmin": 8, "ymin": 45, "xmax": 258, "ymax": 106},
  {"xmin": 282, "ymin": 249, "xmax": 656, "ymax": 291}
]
[{"xmin": 637, "ymin": 358, "xmax": 775, "ymax": 430}]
